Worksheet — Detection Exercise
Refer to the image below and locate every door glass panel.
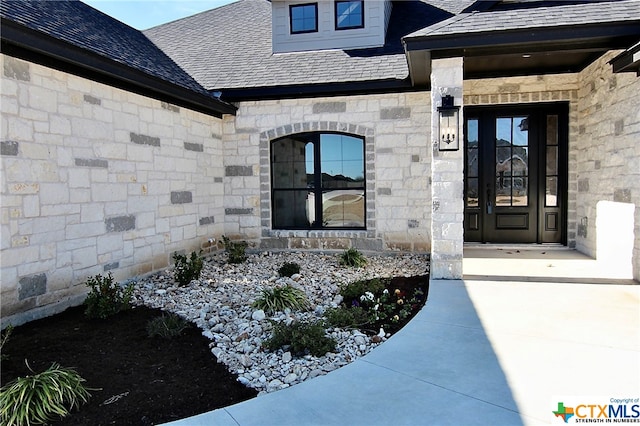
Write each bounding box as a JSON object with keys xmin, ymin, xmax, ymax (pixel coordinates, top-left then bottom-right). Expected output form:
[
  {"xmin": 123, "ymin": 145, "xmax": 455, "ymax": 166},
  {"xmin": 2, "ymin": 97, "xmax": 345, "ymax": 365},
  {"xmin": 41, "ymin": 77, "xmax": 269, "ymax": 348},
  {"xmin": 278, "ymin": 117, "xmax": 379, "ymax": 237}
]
[
  {"xmin": 495, "ymin": 176, "xmax": 511, "ymax": 206},
  {"xmin": 546, "ymin": 146, "xmax": 558, "ymax": 175},
  {"xmin": 495, "ymin": 116, "xmax": 529, "ymax": 207},
  {"xmin": 546, "ymin": 115, "xmax": 558, "ymax": 145},
  {"xmin": 513, "ymin": 177, "xmax": 528, "ymax": 205},
  {"xmin": 465, "ymin": 119, "xmax": 479, "ymax": 208},
  {"xmin": 545, "ymin": 115, "xmax": 559, "ymax": 207},
  {"xmin": 546, "ymin": 177, "xmax": 558, "ymax": 207},
  {"xmin": 467, "ymin": 178, "xmax": 478, "ymax": 207}
]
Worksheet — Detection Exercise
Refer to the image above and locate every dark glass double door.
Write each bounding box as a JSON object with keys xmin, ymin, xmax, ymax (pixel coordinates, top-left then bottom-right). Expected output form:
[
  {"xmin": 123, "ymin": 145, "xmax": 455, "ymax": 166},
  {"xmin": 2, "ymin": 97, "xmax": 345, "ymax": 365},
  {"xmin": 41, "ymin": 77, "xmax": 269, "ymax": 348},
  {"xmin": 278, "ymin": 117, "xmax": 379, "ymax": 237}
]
[{"xmin": 464, "ymin": 103, "xmax": 568, "ymax": 244}]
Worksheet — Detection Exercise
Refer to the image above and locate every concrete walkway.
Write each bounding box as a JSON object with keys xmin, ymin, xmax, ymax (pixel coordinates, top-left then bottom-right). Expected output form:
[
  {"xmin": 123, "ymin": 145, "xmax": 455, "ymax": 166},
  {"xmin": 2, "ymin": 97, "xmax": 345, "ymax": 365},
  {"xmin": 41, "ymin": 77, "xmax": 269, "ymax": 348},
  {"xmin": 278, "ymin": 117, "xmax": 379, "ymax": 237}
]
[{"xmin": 165, "ymin": 250, "xmax": 639, "ymax": 426}]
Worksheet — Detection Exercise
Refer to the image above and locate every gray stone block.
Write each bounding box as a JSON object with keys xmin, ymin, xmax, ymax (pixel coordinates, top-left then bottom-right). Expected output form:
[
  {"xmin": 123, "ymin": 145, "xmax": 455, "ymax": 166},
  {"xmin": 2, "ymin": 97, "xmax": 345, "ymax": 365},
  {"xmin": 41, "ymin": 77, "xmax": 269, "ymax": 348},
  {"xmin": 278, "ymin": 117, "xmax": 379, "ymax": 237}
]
[
  {"xmin": 578, "ymin": 179, "xmax": 590, "ymax": 192},
  {"xmin": 104, "ymin": 262, "xmax": 119, "ymax": 271},
  {"xmin": 161, "ymin": 102, "xmax": 180, "ymax": 113},
  {"xmin": 171, "ymin": 191, "xmax": 193, "ymax": 204},
  {"xmin": 377, "ymin": 187, "xmax": 392, "ymax": 196},
  {"xmin": 83, "ymin": 94, "xmax": 101, "ymax": 105},
  {"xmin": 614, "ymin": 189, "xmax": 631, "ymax": 203},
  {"xmin": 214, "ymin": 177, "xmax": 223, "ymax": 183},
  {"xmin": 130, "ymin": 132, "xmax": 160, "ymax": 147},
  {"xmin": 1, "ymin": 140, "xmax": 19, "ymax": 156},
  {"xmin": 614, "ymin": 119, "xmax": 624, "ymax": 136},
  {"xmin": 408, "ymin": 219, "xmax": 420, "ymax": 229},
  {"xmin": 225, "ymin": 166, "xmax": 253, "ymax": 176},
  {"xmin": 105, "ymin": 215, "xmax": 136, "ymax": 232},
  {"xmin": 75, "ymin": 158, "xmax": 108, "ymax": 168},
  {"xmin": 184, "ymin": 142, "xmax": 204, "ymax": 152},
  {"xmin": 19, "ymin": 274, "xmax": 47, "ymax": 300},
  {"xmin": 199, "ymin": 216, "xmax": 215, "ymax": 225},
  {"xmin": 225, "ymin": 208, "xmax": 253, "ymax": 215},
  {"xmin": 313, "ymin": 102, "xmax": 346, "ymax": 114},
  {"xmin": 380, "ymin": 107, "xmax": 411, "ymax": 120}
]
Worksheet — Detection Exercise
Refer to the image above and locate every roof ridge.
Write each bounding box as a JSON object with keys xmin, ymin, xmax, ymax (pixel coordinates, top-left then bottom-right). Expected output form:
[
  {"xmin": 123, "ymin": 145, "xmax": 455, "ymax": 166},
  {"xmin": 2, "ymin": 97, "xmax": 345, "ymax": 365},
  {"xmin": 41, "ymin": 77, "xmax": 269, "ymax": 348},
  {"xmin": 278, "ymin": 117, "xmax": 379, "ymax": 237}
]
[{"xmin": 413, "ymin": 11, "xmax": 477, "ymax": 38}]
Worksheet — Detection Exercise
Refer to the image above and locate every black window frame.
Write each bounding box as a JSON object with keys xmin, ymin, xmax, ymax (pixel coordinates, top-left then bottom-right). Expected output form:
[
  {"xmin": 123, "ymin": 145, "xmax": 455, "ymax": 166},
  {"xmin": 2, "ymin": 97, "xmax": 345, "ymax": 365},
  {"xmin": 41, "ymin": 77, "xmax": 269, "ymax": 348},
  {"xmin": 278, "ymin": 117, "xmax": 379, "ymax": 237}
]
[
  {"xmin": 290, "ymin": 3, "xmax": 319, "ymax": 34},
  {"xmin": 335, "ymin": 0, "xmax": 364, "ymax": 31},
  {"xmin": 271, "ymin": 132, "xmax": 366, "ymax": 230}
]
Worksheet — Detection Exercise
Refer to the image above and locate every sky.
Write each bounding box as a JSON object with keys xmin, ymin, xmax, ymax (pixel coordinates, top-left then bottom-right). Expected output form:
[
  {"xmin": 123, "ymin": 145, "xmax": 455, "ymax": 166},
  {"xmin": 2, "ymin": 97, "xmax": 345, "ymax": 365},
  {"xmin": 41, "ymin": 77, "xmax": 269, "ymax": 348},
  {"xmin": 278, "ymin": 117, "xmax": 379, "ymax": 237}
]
[{"xmin": 82, "ymin": 0, "xmax": 236, "ymax": 30}]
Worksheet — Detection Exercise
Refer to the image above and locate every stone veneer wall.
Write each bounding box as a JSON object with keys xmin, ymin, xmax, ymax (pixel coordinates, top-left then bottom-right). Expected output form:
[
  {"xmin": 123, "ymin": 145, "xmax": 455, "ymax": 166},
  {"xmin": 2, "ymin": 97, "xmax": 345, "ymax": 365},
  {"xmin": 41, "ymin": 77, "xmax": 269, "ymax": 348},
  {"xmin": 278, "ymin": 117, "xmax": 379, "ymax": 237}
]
[
  {"xmin": 1, "ymin": 55, "xmax": 225, "ymax": 325},
  {"xmin": 464, "ymin": 73, "xmax": 580, "ymax": 249},
  {"xmin": 575, "ymin": 51, "xmax": 640, "ymax": 281},
  {"xmin": 222, "ymin": 93, "xmax": 432, "ymax": 252}
]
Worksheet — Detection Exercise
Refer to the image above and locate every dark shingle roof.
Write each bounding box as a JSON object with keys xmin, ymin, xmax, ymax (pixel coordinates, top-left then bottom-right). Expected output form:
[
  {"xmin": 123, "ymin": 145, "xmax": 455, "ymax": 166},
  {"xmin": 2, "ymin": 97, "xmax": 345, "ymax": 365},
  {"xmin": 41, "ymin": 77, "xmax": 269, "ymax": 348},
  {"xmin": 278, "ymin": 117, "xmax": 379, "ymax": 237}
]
[
  {"xmin": 144, "ymin": 0, "xmax": 475, "ymax": 93},
  {"xmin": 407, "ymin": 0, "xmax": 640, "ymax": 38},
  {"xmin": 0, "ymin": 0, "xmax": 209, "ymax": 95}
]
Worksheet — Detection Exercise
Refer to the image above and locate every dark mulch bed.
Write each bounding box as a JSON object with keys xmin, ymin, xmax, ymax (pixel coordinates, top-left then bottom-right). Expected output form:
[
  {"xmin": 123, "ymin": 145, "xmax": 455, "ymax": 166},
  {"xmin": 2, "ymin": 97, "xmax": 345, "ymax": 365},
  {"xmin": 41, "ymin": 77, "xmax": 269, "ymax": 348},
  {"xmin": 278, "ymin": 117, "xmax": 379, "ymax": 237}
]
[
  {"xmin": 1, "ymin": 305, "xmax": 257, "ymax": 425},
  {"xmin": 1, "ymin": 275, "xmax": 428, "ymax": 425}
]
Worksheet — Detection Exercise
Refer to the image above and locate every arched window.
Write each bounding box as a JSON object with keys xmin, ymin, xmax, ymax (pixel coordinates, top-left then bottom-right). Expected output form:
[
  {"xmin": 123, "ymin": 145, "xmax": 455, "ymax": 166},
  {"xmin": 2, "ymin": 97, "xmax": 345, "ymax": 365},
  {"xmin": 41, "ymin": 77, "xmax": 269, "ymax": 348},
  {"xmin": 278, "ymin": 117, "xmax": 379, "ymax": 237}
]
[{"xmin": 271, "ymin": 132, "xmax": 365, "ymax": 229}]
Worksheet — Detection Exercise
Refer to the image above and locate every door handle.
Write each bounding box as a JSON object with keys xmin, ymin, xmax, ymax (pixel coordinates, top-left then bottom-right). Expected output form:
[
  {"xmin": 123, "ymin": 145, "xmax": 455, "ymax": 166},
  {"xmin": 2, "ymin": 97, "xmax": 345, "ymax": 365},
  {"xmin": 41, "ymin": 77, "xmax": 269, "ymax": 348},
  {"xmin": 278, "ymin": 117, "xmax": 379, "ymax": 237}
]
[{"xmin": 486, "ymin": 183, "xmax": 493, "ymax": 215}]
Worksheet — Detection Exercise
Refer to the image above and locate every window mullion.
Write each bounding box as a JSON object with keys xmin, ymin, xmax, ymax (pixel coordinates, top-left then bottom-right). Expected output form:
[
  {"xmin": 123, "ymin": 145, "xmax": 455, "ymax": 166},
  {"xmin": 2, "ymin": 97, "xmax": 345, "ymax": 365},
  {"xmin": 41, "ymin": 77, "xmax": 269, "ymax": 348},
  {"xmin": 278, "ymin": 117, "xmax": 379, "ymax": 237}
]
[{"xmin": 314, "ymin": 138, "xmax": 323, "ymax": 228}]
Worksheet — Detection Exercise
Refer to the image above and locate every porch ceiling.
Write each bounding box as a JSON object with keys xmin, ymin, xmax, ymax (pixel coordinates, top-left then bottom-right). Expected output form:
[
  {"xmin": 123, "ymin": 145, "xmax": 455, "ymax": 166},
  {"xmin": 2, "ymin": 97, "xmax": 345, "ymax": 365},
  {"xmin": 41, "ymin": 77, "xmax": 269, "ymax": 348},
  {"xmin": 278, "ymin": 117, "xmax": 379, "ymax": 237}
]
[{"xmin": 403, "ymin": 1, "xmax": 640, "ymax": 85}]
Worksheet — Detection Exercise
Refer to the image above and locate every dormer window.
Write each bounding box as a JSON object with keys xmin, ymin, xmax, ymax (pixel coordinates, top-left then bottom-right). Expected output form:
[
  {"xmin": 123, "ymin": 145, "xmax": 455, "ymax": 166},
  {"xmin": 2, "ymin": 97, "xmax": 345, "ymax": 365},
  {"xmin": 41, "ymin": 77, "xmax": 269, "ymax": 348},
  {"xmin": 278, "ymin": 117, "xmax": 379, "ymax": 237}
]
[
  {"xmin": 335, "ymin": 1, "xmax": 364, "ymax": 30},
  {"xmin": 290, "ymin": 3, "xmax": 318, "ymax": 34}
]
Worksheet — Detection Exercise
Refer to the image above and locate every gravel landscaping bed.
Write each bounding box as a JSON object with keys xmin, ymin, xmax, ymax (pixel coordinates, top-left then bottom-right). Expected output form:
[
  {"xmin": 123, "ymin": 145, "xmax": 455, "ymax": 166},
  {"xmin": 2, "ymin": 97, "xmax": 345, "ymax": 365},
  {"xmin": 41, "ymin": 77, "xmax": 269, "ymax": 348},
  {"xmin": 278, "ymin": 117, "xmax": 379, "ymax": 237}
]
[{"xmin": 134, "ymin": 250, "xmax": 430, "ymax": 395}]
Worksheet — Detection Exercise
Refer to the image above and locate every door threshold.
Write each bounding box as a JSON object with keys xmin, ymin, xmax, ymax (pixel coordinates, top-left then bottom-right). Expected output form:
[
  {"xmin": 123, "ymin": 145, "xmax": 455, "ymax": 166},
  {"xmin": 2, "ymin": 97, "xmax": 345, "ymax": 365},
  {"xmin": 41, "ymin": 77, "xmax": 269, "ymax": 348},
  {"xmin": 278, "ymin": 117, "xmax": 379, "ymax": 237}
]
[{"xmin": 463, "ymin": 243, "xmax": 568, "ymax": 251}]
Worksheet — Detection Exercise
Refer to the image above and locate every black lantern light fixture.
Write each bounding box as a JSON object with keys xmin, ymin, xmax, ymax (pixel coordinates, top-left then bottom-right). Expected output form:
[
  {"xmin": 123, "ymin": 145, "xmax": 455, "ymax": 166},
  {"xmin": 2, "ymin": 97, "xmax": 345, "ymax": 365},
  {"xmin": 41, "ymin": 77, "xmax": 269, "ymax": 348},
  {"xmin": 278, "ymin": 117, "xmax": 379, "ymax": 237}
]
[{"xmin": 437, "ymin": 95, "xmax": 460, "ymax": 151}]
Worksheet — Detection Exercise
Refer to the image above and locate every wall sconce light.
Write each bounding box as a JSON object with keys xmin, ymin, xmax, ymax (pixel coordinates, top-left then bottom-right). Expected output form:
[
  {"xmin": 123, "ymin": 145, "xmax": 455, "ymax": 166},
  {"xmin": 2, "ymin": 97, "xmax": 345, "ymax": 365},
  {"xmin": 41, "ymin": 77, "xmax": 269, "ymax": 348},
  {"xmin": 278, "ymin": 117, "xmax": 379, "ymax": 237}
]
[{"xmin": 437, "ymin": 95, "xmax": 460, "ymax": 151}]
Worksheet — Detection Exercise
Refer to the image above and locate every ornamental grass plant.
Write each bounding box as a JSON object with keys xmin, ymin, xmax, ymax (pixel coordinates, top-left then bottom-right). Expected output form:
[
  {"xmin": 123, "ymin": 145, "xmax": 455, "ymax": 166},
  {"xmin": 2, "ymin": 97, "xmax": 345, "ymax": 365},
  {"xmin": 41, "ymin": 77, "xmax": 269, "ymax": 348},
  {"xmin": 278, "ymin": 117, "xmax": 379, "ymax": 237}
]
[
  {"xmin": 252, "ymin": 285, "xmax": 310, "ymax": 314},
  {"xmin": 338, "ymin": 248, "xmax": 367, "ymax": 268},
  {"xmin": 147, "ymin": 313, "xmax": 190, "ymax": 338},
  {"xmin": 0, "ymin": 361, "xmax": 91, "ymax": 426}
]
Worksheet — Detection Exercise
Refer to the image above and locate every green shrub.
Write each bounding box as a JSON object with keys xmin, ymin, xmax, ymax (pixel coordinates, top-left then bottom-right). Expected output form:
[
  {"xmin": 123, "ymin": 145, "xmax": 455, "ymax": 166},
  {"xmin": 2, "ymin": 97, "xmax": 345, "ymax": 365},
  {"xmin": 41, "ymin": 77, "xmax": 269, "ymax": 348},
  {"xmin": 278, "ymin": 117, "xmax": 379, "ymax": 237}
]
[
  {"xmin": 84, "ymin": 273, "xmax": 134, "ymax": 319},
  {"xmin": 339, "ymin": 278, "xmax": 387, "ymax": 308},
  {"xmin": 278, "ymin": 262, "xmax": 301, "ymax": 277},
  {"xmin": 338, "ymin": 248, "xmax": 367, "ymax": 268},
  {"xmin": 324, "ymin": 306, "xmax": 374, "ymax": 329},
  {"xmin": 173, "ymin": 251, "xmax": 204, "ymax": 286},
  {"xmin": 0, "ymin": 361, "xmax": 91, "ymax": 426},
  {"xmin": 252, "ymin": 285, "xmax": 310, "ymax": 314},
  {"xmin": 147, "ymin": 313, "xmax": 189, "ymax": 338},
  {"xmin": 264, "ymin": 320, "xmax": 336, "ymax": 357},
  {"xmin": 220, "ymin": 235, "xmax": 248, "ymax": 264},
  {"xmin": 1, "ymin": 325, "xmax": 13, "ymax": 361}
]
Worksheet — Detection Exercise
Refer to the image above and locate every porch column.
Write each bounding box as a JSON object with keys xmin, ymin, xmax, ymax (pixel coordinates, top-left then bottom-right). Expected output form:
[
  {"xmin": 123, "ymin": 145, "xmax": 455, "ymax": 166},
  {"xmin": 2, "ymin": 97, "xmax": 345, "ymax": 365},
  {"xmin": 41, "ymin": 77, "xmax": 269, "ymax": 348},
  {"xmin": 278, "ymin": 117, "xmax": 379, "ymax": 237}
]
[{"xmin": 430, "ymin": 57, "xmax": 464, "ymax": 279}]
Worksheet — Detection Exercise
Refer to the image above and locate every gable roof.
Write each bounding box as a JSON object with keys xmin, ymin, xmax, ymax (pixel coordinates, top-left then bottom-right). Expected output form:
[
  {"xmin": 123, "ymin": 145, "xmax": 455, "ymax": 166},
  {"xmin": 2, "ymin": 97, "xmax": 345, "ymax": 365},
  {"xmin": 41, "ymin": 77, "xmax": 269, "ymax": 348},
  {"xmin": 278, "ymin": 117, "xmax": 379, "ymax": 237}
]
[
  {"xmin": 144, "ymin": 0, "xmax": 475, "ymax": 101},
  {"xmin": 0, "ymin": 0, "xmax": 236, "ymax": 117},
  {"xmin": 404, "ymin": 0, "xmax": 640, "ymax": 81}
]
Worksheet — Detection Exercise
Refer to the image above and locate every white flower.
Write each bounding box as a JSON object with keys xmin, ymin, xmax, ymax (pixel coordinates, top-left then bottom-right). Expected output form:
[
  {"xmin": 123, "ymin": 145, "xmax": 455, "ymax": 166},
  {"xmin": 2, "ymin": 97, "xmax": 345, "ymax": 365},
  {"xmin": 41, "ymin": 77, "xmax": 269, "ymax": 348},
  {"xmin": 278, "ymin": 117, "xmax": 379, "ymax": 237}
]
[
  {"xmin": 373, "ymin": 304, "xmax": 379, "ymax": 311},
  {"xmin": 383, "ymin": 289, "xmax": 389, "ymax": 295},
  {"xmin": 364, "ymin": 291, "xmax": 374, "ymax": 301}
]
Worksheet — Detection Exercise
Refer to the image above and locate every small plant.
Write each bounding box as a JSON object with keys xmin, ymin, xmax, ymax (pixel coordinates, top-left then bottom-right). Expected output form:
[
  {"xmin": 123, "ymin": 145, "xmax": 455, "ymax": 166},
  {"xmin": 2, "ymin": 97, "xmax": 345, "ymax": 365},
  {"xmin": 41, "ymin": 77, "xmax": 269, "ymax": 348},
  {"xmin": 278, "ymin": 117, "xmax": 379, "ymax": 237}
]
[
  {"xmin": 264, "ymin": 320, "xmax": 336, "ymax": 357},
  {"xmin": 220, "ymin": 235, "xmax": 248, "ymax": 264},
  {"xmin": 339, "ymin": 278, "xmax": 387, "ymax": 308},
  {"xmin": 1, "ymin": 325, "xmax": 13, "ymax": 361},
  {"xmin": 278, "ymin": 262, "xmax": 301, "ymax": 278},
  {"xmin": 324, "ymin": 306, "xmax": 374, "ymax": 330},
  {"xmin": 173, "ymin": 251, "xmax": 204, "ymax": 286},
  {"xmin": 339, "ymin": 248, "xmax": 367, "ymax": 268},
  {"xmin": 0, "ymin": 361, "xmax": 91, "ymax": 426},
  {"xmin": 147, "ymin": 313, "xmax": 189, "ymax": 338},
  {"xmin": 252, "ymin": 285, "xmax": 310, "ymax": 314},
  {"xmin": 84, "ymin": 273, "xmax": 134, "ymax": 319}
]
